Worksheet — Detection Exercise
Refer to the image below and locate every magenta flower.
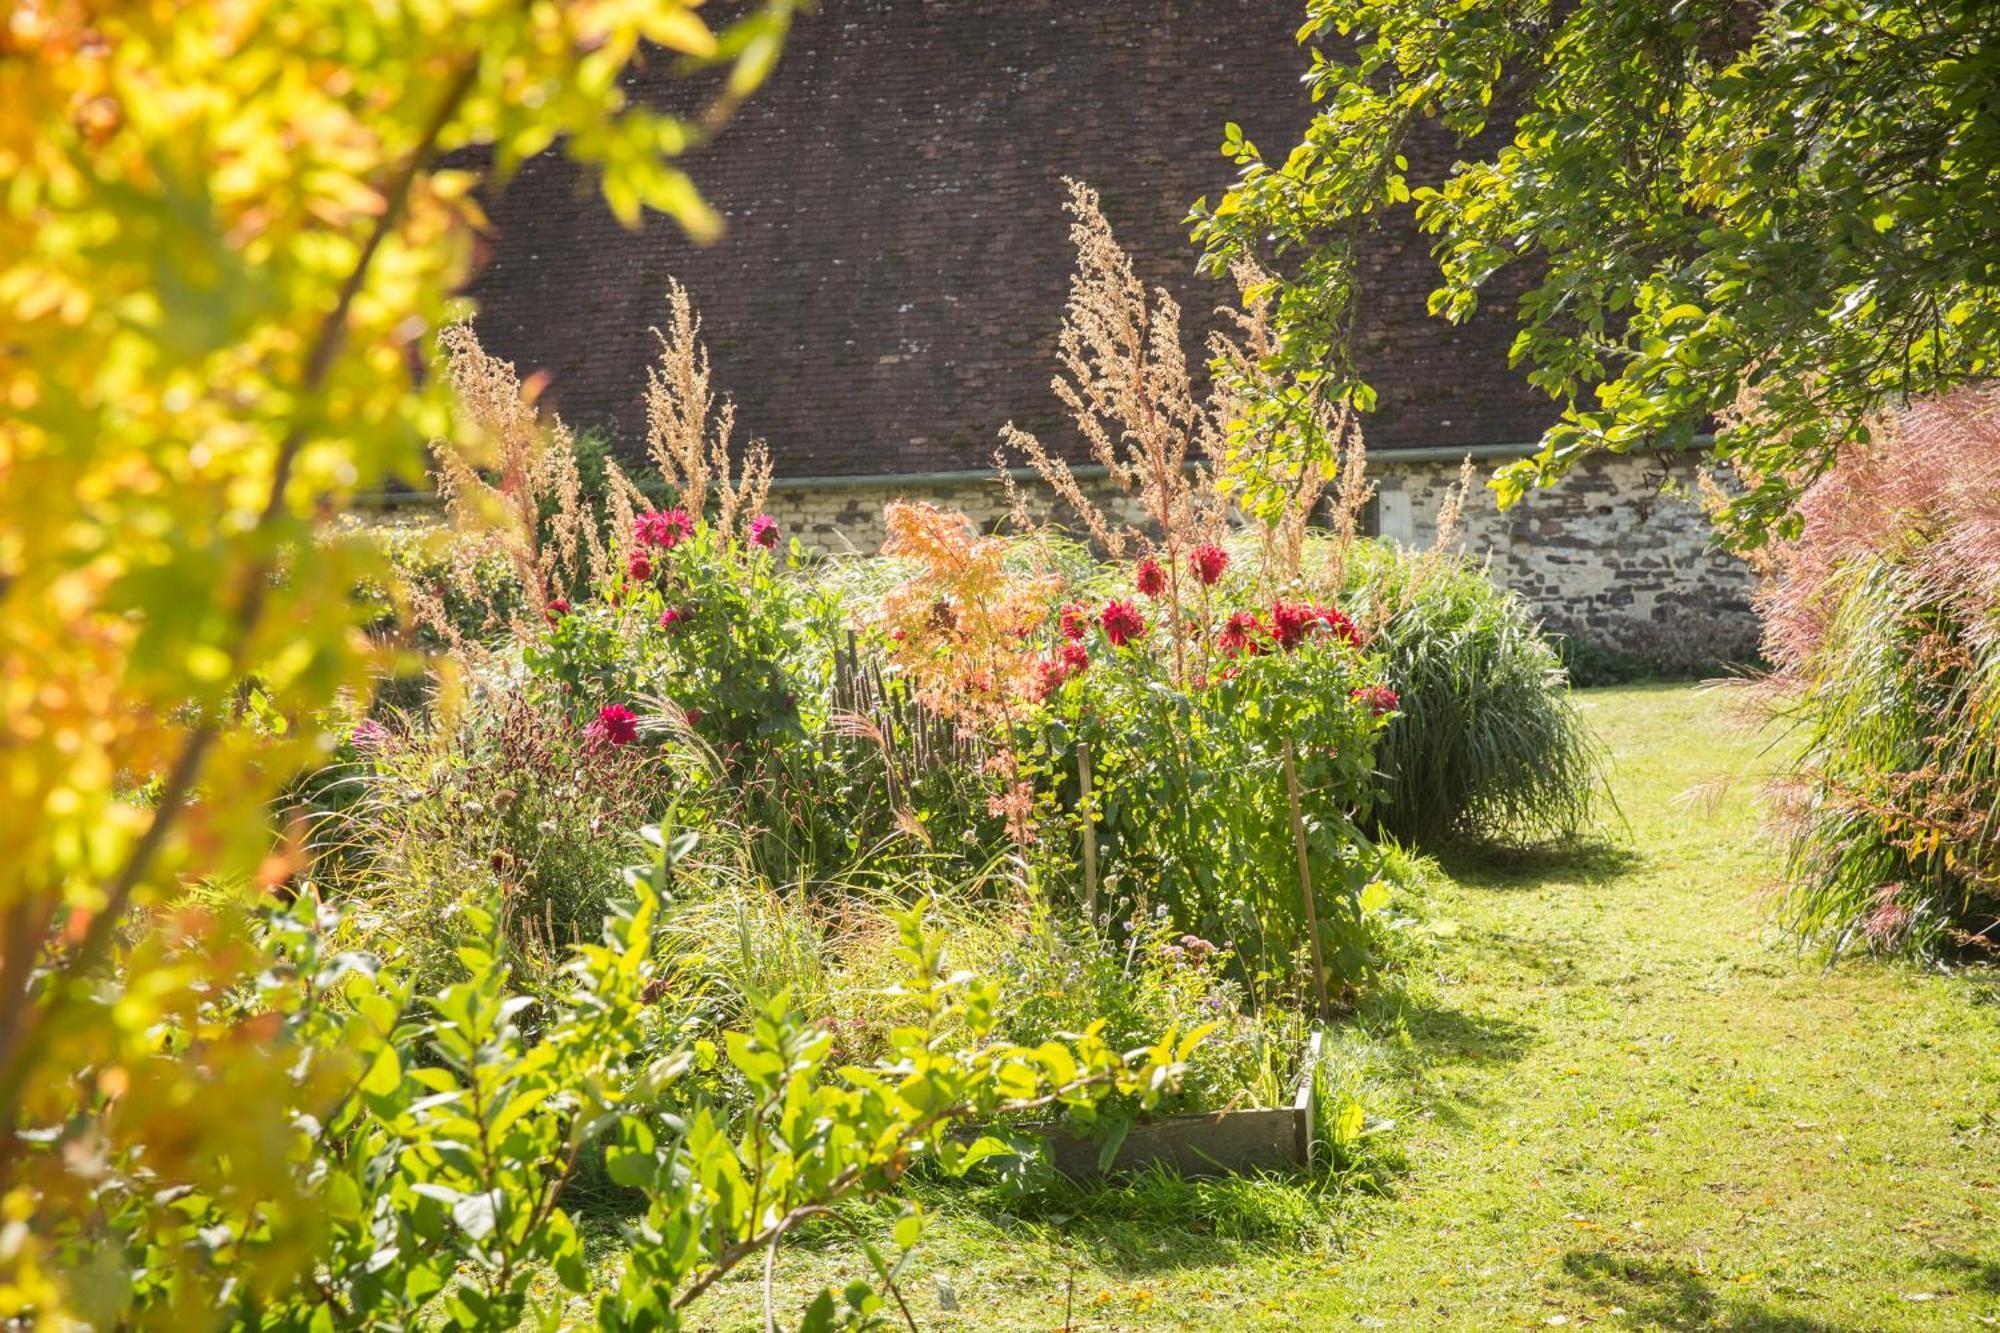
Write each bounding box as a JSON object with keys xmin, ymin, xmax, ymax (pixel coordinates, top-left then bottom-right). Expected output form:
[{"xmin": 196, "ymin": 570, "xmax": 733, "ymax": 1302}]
[
  {"xmin": 586, "ymin": 703, "xmax": 640, "ymax": 746},
  {"xmin": 636, "ymin": 508, "xmax": 694, "ymax": 550}
]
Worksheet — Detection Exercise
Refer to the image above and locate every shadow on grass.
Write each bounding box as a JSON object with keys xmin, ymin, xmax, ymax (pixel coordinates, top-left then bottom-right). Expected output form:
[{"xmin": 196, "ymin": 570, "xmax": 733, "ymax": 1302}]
[
  {"xmin": 1559, "ymin": 1250, "xmax": 1845, "ymax": 1331},
  {"xmin": 1921, "ymin": 1249, "xmax": 2000, "ymax": 1294},
  {"xmin": 912, "ymin": 1165, "xmax": 1353, "ymax": 1278},
  {"xmin": 1358, "ymin": 982, "xmax": 1536, "ymax": 1085},
  {"xmin": 1434, "ymin": 837, "xmax": 1643, "ymax": 892}
]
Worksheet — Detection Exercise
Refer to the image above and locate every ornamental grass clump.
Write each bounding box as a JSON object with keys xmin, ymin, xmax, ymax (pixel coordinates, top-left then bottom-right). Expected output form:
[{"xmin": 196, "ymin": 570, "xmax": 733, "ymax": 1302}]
[
  {"xmin": 1289, "ymin": 444, "xmax": 1608, "ymax": 849},
  {"xmin": 1340, "ymin": 539, "xmax": 1606, "ymax": 847},
  {"xmin": 314, "ymin": 688, "xmax": 666, "ymax": 998},
  {"xmin": 1753, "ymin": 384, "xmax": 2000, "ymax": 958}
]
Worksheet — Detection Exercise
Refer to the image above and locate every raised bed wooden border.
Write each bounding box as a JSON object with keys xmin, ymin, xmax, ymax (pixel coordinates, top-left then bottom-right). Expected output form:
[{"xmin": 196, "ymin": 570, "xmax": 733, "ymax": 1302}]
[{"xmin": 1021, "ymin": 1030, "xmax": 1325, "ymax": 1179}]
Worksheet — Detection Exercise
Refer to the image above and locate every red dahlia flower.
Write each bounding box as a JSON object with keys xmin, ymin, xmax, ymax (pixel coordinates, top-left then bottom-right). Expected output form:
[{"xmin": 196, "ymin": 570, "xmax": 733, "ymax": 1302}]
[
  {"xmin": 659, "ymin": 605, "xmax": 691, "ymax": 630},
  {"xmin": 1035, "ymin": 656, "xmax": 1071, "ymax": 700},
  {"xmin": 1100, "ymin": 599, "xmax": 1146, "ymax": 646},
  {"xmin": 1059, "ymin": 602, "xmax": 1089, "ymax": 641},
  {"xmin": 1189, "ymin": 543, "xmax": 1228, "ymax": 586},
  {"xmin": 544, "ymin": 598, "xmax": 570, "ymax": 623},
  {"xmin": 1218, "ymin": 610, "xmax": 1263, "ymax": 656},
  {"xmin": 1269, "ymin": 600, "xmax": 1359, "ymax": 650},
  {"xmin": 587, "ymin": 703, "xmax": 640, "ymax": 746},
  {"xmin": 1060, "ymin": 641, "xmax": 1089, "ymax": 672},
  {"xmin": 1352, "ymin": 684, "xmax": 1400, "ymax": 717},
  {"xmin": 1135, "ymin": 556, "xmax": 1166, "ymax": 597},
  {"xmin": 626, "ymin": 549, "xmax": 653, "ymax": 581},
  {"xmin": 1269, "ymin": 600, "xmax": 1320, "ymax": 650},
  {"xmin": 748, "ymin": 514, "xmax": 780, "ymax": 548}
]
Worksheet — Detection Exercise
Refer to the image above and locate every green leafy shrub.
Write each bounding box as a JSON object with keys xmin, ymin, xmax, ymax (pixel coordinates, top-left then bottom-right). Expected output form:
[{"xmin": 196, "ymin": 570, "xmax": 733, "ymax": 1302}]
[
  {"xmin": 1342, "ymin": 541, "xmax": 1608, "ymax": 846},
  {"xmin": 1043, "ymin": 593, "xmax": 1394, "ymax": 1003},
  {"xmin": 530, "ymin": 520, "xmax": 808, "ymax": 757},
  {"xmin": 66, "ymin": 881, "xmax": 1196, "ymax": 1329},
  {"xmin": 990, "ymin": 908, "xmax": 1310, "ymax": 1119}
]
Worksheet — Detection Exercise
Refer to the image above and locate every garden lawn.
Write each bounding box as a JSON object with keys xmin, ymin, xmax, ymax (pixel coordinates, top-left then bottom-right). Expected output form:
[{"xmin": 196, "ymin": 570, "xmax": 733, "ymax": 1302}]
[{"xmin": 666, "ymin": 684, "xmax": 2000, "ymax": 1331}]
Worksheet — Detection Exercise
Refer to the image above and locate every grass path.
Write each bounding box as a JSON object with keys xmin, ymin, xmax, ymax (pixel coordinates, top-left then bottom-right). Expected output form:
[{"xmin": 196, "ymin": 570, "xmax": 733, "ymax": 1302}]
[
  {"xmin": 704, "ymin": 685, "xmax": 2000, "ymax": 1330},
  {"xmin": 1289, "ymin": 683, "xmax": 2000, "ymax": 1330}
]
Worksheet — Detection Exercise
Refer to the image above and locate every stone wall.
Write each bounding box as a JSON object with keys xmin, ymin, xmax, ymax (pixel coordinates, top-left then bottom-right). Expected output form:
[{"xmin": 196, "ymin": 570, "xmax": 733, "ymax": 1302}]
[
  {"xmin": 1374, "ymin": 451, "xmax": 1759, "ymax": 663},
  {"xmin": 759, "ymin": 450, "xmax": 1761, "ymax": 662}
]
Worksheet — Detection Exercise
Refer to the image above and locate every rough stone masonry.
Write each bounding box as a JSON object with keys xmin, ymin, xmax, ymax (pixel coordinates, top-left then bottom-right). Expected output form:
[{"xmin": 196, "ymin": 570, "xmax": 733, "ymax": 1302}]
[{"xmin": 467, "ymin": 0, "xmax": 1759, "ymax": 663}]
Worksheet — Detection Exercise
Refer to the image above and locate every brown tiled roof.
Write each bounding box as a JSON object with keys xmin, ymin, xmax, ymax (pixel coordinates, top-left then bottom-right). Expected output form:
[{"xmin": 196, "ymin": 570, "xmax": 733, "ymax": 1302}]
[{"xmin": 468, "ymin": 0, "xmax": 1558, "ymax": 478}]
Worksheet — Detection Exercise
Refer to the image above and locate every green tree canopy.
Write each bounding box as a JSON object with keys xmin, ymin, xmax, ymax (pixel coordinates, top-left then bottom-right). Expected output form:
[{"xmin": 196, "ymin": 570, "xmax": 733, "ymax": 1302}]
[{"xmin": 1192, "ymin": 0, "xmax": 2000, "ymax": 543}]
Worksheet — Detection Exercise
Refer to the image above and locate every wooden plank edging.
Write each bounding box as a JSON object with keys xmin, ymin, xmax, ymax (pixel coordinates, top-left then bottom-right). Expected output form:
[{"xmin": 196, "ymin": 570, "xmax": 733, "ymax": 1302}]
[{"xmin": 988, "ymin": 1029, "xmax": 1326, "ymax": 1180}]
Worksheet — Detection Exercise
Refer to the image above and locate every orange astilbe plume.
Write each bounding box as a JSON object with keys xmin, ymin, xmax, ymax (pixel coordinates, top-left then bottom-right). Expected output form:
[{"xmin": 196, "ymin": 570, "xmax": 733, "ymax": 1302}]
[
  {"xmin": 877, "ymin": 501, "xmax": 1058, "ymax": 735},
  {"xmin": 999, "ymin": 178, "xmax": 1227, "ymax": 686},
  {"xmin": 644, "ymin": 278, "xmax": 773, "ymax": 547},
  {"xmin": 432, "ymin": 323, "xmax": 603, "ymax": 635}
]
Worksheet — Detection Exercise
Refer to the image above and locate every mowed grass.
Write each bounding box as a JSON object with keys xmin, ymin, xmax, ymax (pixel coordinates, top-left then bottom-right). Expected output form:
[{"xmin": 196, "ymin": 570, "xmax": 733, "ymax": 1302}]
[{"xmin": 660, "ymin": 684, "xmax": 2000, "ymax": 1331}]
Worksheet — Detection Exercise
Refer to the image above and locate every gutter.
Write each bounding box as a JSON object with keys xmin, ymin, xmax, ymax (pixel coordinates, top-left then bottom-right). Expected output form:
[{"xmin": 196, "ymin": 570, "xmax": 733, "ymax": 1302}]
[
  {"xmin": 355, "ymin": 435, "xmax": 1715, "ymax": 507},
  {"xmin": 764, "ymin": 433, "xmax": 1714, "ymax": 490}
]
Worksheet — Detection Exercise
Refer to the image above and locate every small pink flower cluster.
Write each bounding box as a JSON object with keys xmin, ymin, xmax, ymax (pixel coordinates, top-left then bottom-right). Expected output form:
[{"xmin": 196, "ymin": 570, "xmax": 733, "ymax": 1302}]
[{"xmin": 1158, "ymin": 933, "xmax": 1219, "ymax": 966}]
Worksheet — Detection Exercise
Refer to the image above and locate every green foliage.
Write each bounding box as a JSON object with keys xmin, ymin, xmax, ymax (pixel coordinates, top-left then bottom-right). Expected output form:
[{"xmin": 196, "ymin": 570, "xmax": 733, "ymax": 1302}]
[
  {"xmin": 1046, "ymin": 623, "xmax": 1392, "ymax": 1002},
  {"xmin": 1, "ymin": 1, "xmax": 805, "ymax": 1314},
  {"xmin": 60, "ymin": 878, "xmax": 1194, "ymax": 1330},
  {"xmin": 1192, "ymin": 0, "xmax": 2000, "ymax": 544},
  {"xmin": 1343, "ymin": 543, "xmax": 1608, "ymax": 846},
  {"xmin": 373, "ymin": 518, "xmax": 531, "ymax": 646},
  {"xmin": 988, "ymin": 909, "xmax": 1314, "ymax": 1121}
]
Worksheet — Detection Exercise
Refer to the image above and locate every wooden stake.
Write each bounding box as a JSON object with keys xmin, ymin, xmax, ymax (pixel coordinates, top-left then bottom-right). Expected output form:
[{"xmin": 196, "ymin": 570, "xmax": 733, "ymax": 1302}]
[
  {"xmin": 1282, "ymin": 738, "xmax": 1331, "ymax": 1021},
  {"xmin": 1078, "ymin": 741, "xmax": 1099, "ymax": 922}
]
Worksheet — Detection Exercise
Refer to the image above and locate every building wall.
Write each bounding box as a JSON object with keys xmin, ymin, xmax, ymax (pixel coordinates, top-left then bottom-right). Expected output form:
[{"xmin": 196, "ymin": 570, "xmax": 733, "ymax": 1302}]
[
  {"xmin": 463, "ymin": 3, "xmax": 1759, "ymax": 662},
  {"xmin": 467, "ymin": 0, "xmax": 1556, "ymax": 477},
  {"xmin": 760, "ymin": 451, "xmax": 1760, "ymax": 661}
]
